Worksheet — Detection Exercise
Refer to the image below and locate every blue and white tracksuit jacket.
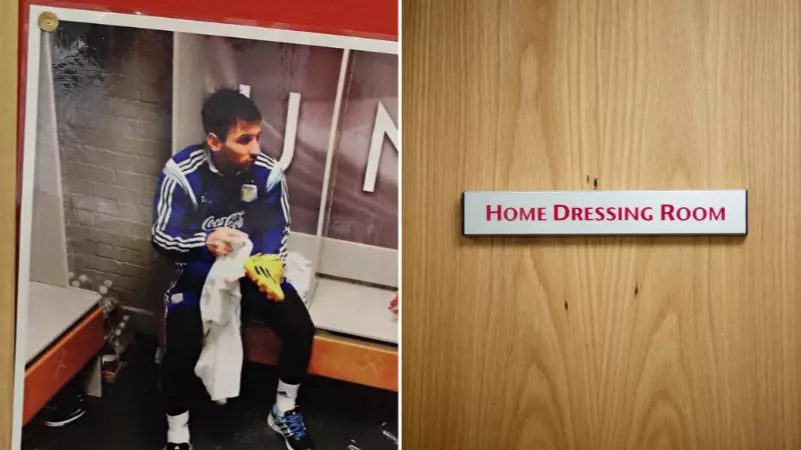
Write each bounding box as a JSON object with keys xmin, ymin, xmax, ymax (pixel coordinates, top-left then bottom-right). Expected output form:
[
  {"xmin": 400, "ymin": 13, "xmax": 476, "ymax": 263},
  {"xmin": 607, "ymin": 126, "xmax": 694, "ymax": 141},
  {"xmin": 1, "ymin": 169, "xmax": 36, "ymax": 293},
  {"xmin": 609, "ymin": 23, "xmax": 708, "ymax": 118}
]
[{"xmin": 151, "ymin": 144, "xmax": 291, "ymax": 311}]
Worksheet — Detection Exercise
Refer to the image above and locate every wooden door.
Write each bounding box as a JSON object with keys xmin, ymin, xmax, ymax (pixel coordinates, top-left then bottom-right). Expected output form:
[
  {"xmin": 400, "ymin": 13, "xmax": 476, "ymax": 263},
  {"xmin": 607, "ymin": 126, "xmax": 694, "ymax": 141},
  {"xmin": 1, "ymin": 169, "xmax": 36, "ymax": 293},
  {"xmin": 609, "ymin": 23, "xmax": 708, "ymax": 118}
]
[
  {"xmin": 0, "ymin": 0, "xmax": 19, "ymax": 448},
  {"xmin": 403, "ymin": 1, "xmax": 801, "ymax": 449}
]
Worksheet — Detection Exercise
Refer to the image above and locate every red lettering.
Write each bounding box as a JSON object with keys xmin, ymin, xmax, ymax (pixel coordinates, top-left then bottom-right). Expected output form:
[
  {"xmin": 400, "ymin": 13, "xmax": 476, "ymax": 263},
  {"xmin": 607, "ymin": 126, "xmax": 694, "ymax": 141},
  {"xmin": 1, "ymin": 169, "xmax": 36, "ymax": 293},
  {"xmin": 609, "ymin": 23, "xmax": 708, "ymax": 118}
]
[
  {"xmin": 661, "ymin": 204, "xmax": 676, "ymax": 220},
  {"xmin": 595, "ymin": 207, "xmax": 606, "ymax": 221},
  {"xmin": 519, "ymin": 208, "xmax": 536, "ymax": 221},
  {"xmin": 692, "ymin": 207, "xmax": 707, "ymax": 221},
  {"xmin": 488, "ymin": 205, "xmax": 725, "ymax": 223},
  {"xmin": 554, "ymin": 205, "xmax": 569, "ymax": 220},
  {"xmin": 662, "ymin": 204, "xmax": 727, "ymax": 221}
]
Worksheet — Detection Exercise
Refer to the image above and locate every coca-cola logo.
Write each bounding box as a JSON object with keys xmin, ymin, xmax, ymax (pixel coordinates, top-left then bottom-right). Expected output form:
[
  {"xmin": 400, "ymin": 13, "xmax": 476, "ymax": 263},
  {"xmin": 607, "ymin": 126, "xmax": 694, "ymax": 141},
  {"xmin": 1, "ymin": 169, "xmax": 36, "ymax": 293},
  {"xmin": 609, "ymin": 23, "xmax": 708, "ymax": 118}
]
[{"xmin": 202, "ymin": 211, "xmax": 245, "ymax": 231}]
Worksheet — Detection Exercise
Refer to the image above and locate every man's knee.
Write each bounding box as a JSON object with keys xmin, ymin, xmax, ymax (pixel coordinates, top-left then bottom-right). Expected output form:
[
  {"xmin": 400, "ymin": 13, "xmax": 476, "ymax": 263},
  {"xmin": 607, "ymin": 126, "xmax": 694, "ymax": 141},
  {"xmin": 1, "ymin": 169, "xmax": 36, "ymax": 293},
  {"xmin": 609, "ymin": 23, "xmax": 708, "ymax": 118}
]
[
  {"xmin": 297, "ymin": 309, "xmax": 316, "ymax": 342},
  {"xmin": 283, "ymin": 301, "xmax": 316, "ymax": 344}
]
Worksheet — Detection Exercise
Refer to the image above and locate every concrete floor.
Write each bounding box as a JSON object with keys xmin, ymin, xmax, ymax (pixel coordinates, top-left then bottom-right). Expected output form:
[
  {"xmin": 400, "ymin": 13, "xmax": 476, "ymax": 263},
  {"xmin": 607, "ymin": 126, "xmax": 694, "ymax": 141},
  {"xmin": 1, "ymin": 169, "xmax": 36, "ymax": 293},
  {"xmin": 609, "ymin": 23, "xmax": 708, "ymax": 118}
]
[{"xmin": 22, "ymin": 334, "xmax": 398, "ymax": 450}]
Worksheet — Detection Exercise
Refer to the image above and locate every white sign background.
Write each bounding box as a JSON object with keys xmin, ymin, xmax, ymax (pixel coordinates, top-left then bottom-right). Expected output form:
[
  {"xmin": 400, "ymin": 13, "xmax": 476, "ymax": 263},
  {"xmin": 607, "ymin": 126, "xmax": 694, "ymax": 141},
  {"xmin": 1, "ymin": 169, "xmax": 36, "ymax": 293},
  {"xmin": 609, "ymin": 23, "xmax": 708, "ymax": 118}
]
[{"xmin": 463, "ymin": 190, "xmax": 748, "ymax": 236}]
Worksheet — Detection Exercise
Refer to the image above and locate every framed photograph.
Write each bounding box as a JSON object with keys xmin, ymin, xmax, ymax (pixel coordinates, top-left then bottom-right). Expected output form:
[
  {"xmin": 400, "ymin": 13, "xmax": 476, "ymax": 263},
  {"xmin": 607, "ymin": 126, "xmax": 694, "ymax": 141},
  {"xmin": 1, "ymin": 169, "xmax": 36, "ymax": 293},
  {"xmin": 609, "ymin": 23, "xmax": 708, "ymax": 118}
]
[{"xmin": 13, "ymin": 2, "xmax": 398, "ymax": 449}]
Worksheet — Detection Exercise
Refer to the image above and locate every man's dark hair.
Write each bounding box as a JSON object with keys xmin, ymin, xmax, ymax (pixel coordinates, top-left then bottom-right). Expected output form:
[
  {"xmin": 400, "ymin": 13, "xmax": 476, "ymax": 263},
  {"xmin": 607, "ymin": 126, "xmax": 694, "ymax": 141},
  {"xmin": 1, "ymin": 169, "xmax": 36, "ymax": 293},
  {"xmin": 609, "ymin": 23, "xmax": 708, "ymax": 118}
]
[{"xmin": 201, "ymin": 88, "xmax": 262, "ymax": 142}]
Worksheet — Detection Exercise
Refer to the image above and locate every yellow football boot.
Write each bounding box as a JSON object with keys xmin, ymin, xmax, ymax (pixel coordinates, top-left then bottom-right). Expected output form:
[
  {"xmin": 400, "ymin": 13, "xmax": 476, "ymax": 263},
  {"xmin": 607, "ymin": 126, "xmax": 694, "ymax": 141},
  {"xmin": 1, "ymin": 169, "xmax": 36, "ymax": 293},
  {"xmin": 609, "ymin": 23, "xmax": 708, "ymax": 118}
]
[{"xmin": 244, "ymin": 253, "xmax": 285, "ymax": 301}]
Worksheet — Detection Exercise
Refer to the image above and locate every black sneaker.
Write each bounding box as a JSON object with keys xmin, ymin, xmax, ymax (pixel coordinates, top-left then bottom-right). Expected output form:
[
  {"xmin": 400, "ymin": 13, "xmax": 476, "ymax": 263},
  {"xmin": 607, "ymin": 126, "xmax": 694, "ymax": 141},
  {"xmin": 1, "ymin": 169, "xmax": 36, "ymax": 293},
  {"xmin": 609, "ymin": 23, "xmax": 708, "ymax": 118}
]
[
  {"xmin": 41, "ymin": 393, "xmax": 86, "ymax": 427},
  {"xmin": 162, "ymin": 444, "xmax": 193, "ymax": 450},
  {"xmin": 268, "ymin": 406, "xmax": 315, "ymax": 450}
]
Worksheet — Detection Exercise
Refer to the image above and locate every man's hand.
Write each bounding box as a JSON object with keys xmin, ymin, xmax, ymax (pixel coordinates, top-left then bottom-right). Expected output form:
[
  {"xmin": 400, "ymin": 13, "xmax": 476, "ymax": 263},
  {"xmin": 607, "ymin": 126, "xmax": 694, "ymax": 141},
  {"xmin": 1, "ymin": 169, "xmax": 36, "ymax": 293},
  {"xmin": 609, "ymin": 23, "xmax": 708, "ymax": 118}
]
[{"xmin": 206, "ymin": 227, "xmax": 248, "ymax": 257}]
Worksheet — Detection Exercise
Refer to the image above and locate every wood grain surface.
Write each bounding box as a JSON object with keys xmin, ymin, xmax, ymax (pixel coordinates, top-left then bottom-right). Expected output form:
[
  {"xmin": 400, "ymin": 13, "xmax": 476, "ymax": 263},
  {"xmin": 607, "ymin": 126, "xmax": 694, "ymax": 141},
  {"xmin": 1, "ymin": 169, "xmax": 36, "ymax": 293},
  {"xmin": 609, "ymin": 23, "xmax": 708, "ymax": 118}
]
[
  {"xmin": 402, "ymin": 1, "xmax": 801, "ymax": 449},
  {"xmin": 0, "ymin": 0, "xmax": 19, "ymax": 447}
]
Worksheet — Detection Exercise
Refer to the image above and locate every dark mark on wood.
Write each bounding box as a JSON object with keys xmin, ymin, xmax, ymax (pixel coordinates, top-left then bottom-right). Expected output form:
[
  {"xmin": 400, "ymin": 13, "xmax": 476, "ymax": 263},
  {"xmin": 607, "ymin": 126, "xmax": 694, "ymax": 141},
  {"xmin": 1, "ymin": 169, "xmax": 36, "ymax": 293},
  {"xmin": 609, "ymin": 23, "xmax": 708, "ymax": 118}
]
[
  {"xmin": 564, "ymin": 301, "xmax": 569, "ymax": 311},
  {"xmin": 593, "ymin": 178, "xmax": 599, "ymax": 190},
  {"xmin": 634, "ymin": 281, "xmax": 639, "ymax": 296}
]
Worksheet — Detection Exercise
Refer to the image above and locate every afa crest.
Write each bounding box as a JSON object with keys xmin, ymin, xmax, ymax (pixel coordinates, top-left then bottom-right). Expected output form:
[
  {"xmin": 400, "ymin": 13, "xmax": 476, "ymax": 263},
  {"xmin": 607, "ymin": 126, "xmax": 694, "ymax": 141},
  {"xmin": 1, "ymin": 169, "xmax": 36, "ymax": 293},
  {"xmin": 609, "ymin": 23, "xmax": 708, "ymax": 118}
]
[{"xmin": 242, "ymin": 184, "xmax": 258, "ymax": 203}]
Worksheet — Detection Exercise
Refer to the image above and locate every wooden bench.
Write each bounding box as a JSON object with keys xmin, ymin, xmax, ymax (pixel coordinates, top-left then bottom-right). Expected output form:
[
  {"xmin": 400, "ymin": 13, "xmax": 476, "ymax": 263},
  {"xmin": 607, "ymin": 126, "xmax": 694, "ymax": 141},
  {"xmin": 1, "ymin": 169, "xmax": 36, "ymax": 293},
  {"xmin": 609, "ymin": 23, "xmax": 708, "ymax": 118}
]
[
  {"xmin": 157, "ymin": 317, "xmax": 398, "ymax": 392},
  {"xmin": 243, "ymin": 278, "xmax": 398, "ymax": 391},
  {"xmin": 156, "ymin": 277, "xmax": 399, "ymax": 392},
  {"xmin": 23, "ymin": 282, "xmax": 105, "ymax": 425},
  {"xmin": 243, "ymin": 324, "xmax": 398, "ymax": 392}
]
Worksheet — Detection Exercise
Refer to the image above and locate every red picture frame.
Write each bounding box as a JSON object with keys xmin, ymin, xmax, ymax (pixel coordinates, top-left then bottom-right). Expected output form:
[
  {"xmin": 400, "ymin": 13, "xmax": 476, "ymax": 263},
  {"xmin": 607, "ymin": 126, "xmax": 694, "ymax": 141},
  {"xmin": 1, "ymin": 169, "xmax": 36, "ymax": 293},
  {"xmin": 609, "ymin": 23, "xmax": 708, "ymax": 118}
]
[{"xmin": 13, "ymin": 0, "xmax": 399, "ymax": 443}]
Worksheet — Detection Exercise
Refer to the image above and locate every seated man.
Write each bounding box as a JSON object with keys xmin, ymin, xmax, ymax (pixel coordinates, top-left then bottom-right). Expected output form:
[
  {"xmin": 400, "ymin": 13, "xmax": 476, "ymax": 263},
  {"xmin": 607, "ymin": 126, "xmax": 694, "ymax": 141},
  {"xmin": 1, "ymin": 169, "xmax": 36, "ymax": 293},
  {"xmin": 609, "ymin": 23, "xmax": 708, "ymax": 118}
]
[{"xmin": 151, "ymin": 88, "xmax": 315, "ymax": 450}]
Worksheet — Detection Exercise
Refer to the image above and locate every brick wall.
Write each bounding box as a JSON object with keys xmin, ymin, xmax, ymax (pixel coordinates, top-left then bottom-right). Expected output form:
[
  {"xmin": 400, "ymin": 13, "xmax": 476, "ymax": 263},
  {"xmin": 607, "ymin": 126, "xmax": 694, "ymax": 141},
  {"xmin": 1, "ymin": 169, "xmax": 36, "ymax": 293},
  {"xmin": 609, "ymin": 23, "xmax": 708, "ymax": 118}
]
[{"xmin": 53, "ymin": 25, "xmax": 175, "ymax": 321}]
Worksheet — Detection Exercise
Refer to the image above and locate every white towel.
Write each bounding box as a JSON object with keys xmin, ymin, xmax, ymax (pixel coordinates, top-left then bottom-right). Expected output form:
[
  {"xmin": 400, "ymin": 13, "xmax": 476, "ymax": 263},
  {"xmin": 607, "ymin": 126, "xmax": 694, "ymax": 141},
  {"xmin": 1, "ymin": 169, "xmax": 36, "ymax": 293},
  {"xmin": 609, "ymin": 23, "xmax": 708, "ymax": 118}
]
[
  {"xmin": 194, "ymin": 238, "xmax": 253, "ymax": 404},
  {"xmin": 284, "ymin": 251, "xmax": 313, "ymax": 305}
]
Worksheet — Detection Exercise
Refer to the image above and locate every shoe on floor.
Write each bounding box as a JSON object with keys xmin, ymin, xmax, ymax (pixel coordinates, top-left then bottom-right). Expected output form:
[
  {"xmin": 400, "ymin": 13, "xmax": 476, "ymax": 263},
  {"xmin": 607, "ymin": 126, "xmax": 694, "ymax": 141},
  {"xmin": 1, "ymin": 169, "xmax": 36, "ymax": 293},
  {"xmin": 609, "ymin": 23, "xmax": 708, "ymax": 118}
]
[
  {"xmin": 162, "ymin": 443, "xmax": 193, "ymax": 450},
  {"xmin": 268, "ymin": 406, "xmax": 315, "ymax": 450},
  {"xmin": 41, "ymin": 393, "xmax": 86, "ymax": 427}
]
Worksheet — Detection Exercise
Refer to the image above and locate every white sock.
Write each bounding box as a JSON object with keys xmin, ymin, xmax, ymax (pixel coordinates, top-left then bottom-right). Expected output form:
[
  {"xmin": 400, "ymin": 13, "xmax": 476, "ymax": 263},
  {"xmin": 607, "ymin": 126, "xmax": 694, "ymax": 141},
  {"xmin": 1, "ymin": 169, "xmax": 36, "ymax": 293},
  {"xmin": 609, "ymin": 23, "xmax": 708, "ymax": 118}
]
[
  {"xmin": 275, "ymin": 380, "xmax": 300, "ymax": 415},
  {"xmin": 166, "ymin": 411, "xmax": 190, "ymax": 444}
]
